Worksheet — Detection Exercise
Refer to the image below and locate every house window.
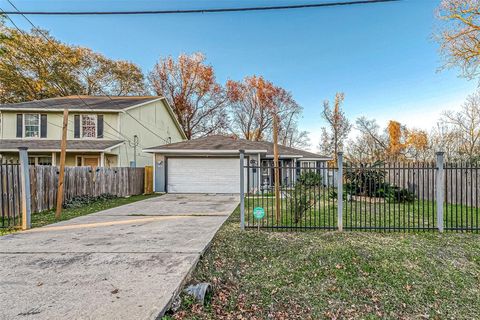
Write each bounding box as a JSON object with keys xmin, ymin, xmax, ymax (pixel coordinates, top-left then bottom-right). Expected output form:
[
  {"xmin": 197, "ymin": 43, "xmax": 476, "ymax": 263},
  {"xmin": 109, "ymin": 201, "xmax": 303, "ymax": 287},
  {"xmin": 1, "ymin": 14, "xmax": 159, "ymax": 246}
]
[
  {"xmin": 81, "ymin": 115, "xmax": 97, "ymax": 138},
  {"xmin": 24, "ymin": 114, "xmax": 40, "ymax": 138},
  {"xmin": 28, "ymin": 155, "xmax": 52, "ymax": 166},
  {"xmin": 300, "ymin": 161, "xmax": 317, "ymax": 169}
]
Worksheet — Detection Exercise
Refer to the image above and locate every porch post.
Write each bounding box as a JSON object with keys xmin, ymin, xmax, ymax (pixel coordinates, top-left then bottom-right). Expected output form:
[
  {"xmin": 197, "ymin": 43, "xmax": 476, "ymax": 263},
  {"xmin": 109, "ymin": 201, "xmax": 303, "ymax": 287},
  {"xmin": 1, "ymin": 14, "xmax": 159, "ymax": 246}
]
[
  {"xmin": 240, "ymin": 150, "xmax": 245, "ymax": 230},
  {"xmin": 436, "ymin": 152, "xmax": 445, "ymax": 233},
  {"xmin": 100, "ymin": 152, "xmax": 105, "ymax": 167},
  {"xmin": 51, "ymin": 152, "xmax": 57, "ymax": 166},
  {"xmin": 18, "ymin": 147, "xmax": 31, "ymax": 230},
  {"xmin": 337, "ymin": 152, "xmax": 343, "ymax": 232}
]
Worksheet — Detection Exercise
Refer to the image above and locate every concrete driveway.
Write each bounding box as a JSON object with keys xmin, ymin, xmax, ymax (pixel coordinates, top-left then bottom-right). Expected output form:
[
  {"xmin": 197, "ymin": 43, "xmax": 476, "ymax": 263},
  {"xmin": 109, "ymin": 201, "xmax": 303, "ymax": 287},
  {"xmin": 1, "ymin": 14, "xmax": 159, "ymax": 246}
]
[{"xmin": 0, "ymin": 193, "xmax": 238, "ymax": 320}]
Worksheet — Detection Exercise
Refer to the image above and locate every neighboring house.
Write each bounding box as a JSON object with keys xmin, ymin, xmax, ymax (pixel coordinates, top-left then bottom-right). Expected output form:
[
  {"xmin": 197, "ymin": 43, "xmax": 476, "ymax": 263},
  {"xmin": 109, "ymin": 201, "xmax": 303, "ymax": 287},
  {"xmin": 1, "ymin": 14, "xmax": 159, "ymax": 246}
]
[
  {"xmin": 0, "ymin": 96, "xmax": 186, "ymax": 167},
  {"xmin": 144, "ymin": 135, "xmax": 331, "ymax": 194}
]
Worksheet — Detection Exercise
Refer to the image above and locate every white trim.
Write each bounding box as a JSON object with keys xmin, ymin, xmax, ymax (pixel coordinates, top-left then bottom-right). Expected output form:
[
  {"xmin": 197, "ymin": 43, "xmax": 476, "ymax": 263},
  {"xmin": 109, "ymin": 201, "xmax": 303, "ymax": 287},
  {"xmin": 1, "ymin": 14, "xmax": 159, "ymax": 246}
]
[
  {"xmin": 142, "ymin": 149, "xmax": 268, "ymax": 154},
  {"xmin": 121, "ymin": 98, "xmax": 163, "ymax": 111},
  {"xmin": 104, "ymin": 141, "xmax": 125, "ymax": 152},
  {"xmin": 299, "ymin": 157, "xmax": 331, "ymax": 161},
  {"xmin": 264, "ymin": 154, "xmax": 304, "ymax": 159}
]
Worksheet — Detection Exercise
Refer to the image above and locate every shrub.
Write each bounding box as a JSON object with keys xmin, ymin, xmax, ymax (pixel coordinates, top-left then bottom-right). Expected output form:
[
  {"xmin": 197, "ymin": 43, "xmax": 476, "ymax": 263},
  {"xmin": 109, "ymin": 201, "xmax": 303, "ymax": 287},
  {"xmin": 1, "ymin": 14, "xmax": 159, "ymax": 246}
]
[
  {"xmin": 297, "ymin": 171, "xmax": 322, "ymax": 187},
  {"xmin": 344, "ymin": 161, "xmax": 386, "ymax": 197},
  {"xmin": 288, "ymin": 184, "xmax": 319, "ymax": 224},
  {"xmin": 374, "ymin": 185, "xmax": 416, "ymax": 203}
]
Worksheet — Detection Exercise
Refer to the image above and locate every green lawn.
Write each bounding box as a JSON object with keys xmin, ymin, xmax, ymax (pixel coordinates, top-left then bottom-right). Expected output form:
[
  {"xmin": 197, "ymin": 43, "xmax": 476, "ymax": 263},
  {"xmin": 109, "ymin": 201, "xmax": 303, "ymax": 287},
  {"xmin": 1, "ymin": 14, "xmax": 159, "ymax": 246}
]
[
  {"xmin": 244, "ymin": 196, "xmax": 480, "ymax": 231},
  {"xmin": 167, "ymin": 206, "xmax": 480, "ymax": 319},
  {"xmin": 0, "ymin": 193, "xmax": 160, "ymax": 236}
]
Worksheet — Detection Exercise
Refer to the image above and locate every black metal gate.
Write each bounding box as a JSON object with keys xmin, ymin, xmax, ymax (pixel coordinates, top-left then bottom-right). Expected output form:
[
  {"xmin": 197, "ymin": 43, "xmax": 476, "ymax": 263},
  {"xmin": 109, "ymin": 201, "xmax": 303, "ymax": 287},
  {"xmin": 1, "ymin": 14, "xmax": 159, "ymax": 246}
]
[{"xmin": 0, "ymin": 161, "xmax": 22, "ymax": 228}]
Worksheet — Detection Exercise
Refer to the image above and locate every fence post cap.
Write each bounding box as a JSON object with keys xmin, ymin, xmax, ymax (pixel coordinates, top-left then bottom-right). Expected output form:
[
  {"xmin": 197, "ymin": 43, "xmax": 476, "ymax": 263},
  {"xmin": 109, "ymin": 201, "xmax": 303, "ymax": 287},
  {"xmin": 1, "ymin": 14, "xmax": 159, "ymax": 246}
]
[
  {"xmin": 239, "ymin": 149, "xmax": 245, "ymax": 154},
  {"xmin": 435, "ymin": 151, "xmax": 445, "ymax": 156},
  {"xmin": 17, "ymin": 147, "xmax": 28, "ymax": 151},
  {"xmin": 337, "ymin": 151, "xmax": 344, "ymax": 156}
]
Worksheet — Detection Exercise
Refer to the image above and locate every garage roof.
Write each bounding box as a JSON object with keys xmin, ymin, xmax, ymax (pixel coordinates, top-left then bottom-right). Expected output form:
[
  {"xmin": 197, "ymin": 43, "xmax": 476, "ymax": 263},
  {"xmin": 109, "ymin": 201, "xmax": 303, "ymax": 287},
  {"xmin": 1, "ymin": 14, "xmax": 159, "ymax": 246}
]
[{"xmin": 144, "ymin": 135, "xmax": 330, "ymax": 160}]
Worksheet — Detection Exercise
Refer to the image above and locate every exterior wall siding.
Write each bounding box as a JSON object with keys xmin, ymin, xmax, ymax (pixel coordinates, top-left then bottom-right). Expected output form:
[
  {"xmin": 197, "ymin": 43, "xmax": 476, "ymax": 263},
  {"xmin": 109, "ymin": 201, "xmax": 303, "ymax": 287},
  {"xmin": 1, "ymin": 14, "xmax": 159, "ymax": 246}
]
[
  {"xmin": 118, "ymin": 100, "xmax": 184, "ymax": 167},
  {"xmin": 0, "ymin": 99, "xmax": 184, "ymax": 168},
  {"xmin": 0, "ymin": 111, "xmax": 120, "ymax": 140}
]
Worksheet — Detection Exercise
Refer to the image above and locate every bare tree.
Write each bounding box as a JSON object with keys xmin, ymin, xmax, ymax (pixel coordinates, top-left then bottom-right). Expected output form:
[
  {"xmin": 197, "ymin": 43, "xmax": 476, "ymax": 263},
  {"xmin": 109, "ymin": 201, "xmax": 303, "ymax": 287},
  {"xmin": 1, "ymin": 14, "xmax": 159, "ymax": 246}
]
[
  {"xmin": 319, "ymin": 92, "xmax": 351, "ymax": 161},
  {"xmin": 346, "ymin": 117, "xmax": 387, "ymax": 162},
  {"xmin": 148, "ymin": 53, "xmax": 229, "ymax": 139},
  {"xmin": 437, "ymin": 0, "xmax": 480, "ymax": 79},
  {"xmin": 227, "ymin": 75, "xmax": 304, "ymax": 146},
  {"xmin": 280, "ymin": 127, "xmax": 310, "ymax": 149},
  {"xmin": 441, "ymin": 90, "xmax": 480, "ymax": 161}
]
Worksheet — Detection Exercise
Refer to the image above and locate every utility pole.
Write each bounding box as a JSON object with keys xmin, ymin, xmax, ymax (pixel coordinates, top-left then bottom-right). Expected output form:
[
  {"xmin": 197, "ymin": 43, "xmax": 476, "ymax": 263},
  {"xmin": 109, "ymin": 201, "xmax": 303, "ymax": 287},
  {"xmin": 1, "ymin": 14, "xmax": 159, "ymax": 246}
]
[
  {"xmin": 129, "ymin": 135, "xmax": 139, "ymax": 167},
  {"xmin": 272, "ymin": 112, "xmax": 281, "ymax": 223},
  {"xmin": 55, "ymin": 109, "xmax": 68, "ymax": 219}
]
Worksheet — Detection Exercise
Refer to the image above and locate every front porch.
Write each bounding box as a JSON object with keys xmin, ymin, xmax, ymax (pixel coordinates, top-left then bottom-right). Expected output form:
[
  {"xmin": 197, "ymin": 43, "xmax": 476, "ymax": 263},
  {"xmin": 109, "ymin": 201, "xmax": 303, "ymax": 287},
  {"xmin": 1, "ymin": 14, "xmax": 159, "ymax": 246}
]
[
  {"xmin": 0, "ymin": 151, "xmax": 118, "ymax": 168},
  {"xmin": 248, "ymin": 158, "xmax": 328, "ymax": 193}
]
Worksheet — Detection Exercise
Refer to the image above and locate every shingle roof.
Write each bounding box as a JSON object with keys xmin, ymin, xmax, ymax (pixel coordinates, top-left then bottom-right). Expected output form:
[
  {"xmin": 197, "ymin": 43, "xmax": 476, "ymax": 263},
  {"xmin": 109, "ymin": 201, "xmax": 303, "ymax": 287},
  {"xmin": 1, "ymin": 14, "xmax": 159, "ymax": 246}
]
[
  {"xmin": 145, "ymin": 135, "xmax": 329, "ymax": 159},
  {"xmin": 0, "ymin": 139, "xmax": 124, "ymax": 151},
  {"xmin": 0, "ymin": 96, "xmax": 161, "ymax": 111}
]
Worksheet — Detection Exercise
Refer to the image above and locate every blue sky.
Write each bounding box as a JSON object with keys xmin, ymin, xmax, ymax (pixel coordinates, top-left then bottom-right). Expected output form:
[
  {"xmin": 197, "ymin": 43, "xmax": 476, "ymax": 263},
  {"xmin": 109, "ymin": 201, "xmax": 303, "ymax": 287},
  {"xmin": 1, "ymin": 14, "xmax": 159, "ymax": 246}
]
[{"xmin": 2, "ymin": 0, "xmax": 477, "ymax": 150}]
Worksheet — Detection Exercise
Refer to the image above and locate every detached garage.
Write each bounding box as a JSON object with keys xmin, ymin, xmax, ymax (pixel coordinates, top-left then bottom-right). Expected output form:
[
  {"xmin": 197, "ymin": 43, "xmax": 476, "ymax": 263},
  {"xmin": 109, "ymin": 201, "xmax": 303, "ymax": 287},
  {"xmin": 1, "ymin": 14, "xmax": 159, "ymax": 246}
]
[
  {"xmin": 144, "ymin": 135, "xmax": 330, "ymax": 194},
  {"xmin": 167, "ymin": 158, "xmax": 241, "ymax": 194}
]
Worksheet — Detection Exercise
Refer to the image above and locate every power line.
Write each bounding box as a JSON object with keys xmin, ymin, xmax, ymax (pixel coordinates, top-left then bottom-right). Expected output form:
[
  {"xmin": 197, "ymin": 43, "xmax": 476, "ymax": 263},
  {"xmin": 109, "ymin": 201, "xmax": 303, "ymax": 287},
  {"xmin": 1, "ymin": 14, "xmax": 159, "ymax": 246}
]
[
  {"xmin": 3, "ymin": 2, "xmax": 170, "ymax": 145},
  {"xmin": 1, "ymin": 0, "xmax": 400, "ymax": 15}
]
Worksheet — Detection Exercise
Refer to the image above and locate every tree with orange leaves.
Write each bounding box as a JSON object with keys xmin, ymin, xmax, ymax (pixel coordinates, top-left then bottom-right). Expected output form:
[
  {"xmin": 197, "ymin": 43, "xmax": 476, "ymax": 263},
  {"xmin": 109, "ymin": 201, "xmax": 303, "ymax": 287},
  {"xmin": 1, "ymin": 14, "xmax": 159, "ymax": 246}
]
[
  {"xmin": 148, "ymin": 53, "xmax": 229, "ymax": 139},
  {"xmin": 386, "ymin": 120, "xmax": 430, "ymax": 161},
  {"xmin": 387, "ymin": 120, "xmax": 404, "ymax": 159}
]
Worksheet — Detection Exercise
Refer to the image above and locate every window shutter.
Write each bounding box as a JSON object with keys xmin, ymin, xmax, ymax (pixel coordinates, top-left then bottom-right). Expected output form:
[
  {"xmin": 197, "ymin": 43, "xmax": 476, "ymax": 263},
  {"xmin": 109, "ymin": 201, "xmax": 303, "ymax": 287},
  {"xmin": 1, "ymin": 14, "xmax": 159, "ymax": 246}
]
[
  {"xmin": 97, "ymin": 115, "xmax": 104, "ymax": 138},
  {"xmin": 16, "ymin": 114, "xmax": 23, "ymax": 138},
  {"xmin": 74, "ymin": 115, "xmax": 80, "ymax": 138},
  {"xmin": 40, "ymin": 114, "xmax": 47, "ymax": 138}
]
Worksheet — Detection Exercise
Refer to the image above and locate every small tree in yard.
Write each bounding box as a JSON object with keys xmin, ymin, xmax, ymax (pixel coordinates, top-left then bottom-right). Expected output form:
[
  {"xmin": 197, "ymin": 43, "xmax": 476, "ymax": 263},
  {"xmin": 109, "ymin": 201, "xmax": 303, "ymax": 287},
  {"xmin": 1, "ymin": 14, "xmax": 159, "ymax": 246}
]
[
  {"xmin": 288, "ymin": 172, "xmax": 322, "ymax": 224},
  {"xmin": 319, "ymin": 92, "xmax": 351, "ymax": 163}
]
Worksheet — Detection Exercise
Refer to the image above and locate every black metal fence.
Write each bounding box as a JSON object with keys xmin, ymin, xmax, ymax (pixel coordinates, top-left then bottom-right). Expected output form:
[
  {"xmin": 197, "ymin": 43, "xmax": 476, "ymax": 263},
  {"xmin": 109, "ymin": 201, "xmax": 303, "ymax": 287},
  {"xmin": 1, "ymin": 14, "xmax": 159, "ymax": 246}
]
[
  {"xmin": 0, "ymin": 161, "xmax": 22, "ymax": 228},
  {"xmin": 244, "ymin": 163, "xmax": 338, "ymax": 230},
  {"xmin": 242, "ymin": 159, "xmax": 480, "ymax": 233},
  {"xmin": 444, "ymin": 162, "xmax": 479, "ymax": 231}
]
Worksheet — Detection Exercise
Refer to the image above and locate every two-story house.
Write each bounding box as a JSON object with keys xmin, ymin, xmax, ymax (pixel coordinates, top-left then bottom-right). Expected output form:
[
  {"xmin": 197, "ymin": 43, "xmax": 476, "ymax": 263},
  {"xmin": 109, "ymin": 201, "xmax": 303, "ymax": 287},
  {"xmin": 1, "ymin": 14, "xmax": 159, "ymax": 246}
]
[{"xmin": 0, "ymin": 96, "xmax": 186, "ymax": 167}]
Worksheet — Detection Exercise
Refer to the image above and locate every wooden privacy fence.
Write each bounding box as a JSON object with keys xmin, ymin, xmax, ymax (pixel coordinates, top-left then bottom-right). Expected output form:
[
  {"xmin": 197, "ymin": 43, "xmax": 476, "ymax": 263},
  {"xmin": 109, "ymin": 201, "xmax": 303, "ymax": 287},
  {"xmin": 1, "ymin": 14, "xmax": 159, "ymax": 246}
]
[
  {"xmin": 384, "ymin": 162, "xmax": 480, "ymax": 206},
  {"xmin": 29, "ymin": 166, "xmax": 145, "ymax": 213},
  {"xmin": 0, "ymin": 162, "xmax": 22, "ymax": 228}
]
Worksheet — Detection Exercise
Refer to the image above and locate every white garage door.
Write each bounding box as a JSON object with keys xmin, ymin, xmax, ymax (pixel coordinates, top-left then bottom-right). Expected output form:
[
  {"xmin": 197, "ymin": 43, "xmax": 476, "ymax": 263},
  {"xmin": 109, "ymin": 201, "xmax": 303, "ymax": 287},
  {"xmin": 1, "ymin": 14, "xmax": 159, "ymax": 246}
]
[{"xmin": 167, "ymin": 158, "xmax": 241, "ymax": 193}]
